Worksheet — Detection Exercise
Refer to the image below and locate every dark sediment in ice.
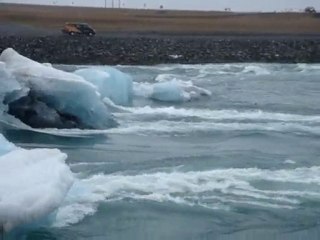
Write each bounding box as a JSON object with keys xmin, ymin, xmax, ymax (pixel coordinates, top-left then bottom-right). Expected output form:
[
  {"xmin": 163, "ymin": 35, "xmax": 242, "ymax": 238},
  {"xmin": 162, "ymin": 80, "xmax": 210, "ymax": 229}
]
[
  {"xmin": 8, "ymin": 92, "xmax": 89, "ymax": 129},
  {"xmin": 0, "ymin": 34, "xmax": 320, "ymax": 65}
]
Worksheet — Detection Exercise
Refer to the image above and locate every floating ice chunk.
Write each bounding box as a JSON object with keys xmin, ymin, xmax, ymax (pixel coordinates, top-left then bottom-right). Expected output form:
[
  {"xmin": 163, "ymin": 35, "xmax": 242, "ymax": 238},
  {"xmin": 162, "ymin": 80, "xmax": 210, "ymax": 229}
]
[
  {"xmin": 0, "ymin": 48, "xmax": 116, "ymax": 129},
  {"xmin": 151, "ymin": 81, "xmax": 188, "ymax": 102},
  {"xmin": 242, "ymin": 65, "xmax": 270, "ymax": 75},
  {"xmin": 135, "ymin": 79, "xmax": 211, "ymax": 103},
  {"xmin": 74, "ymin": 67, "xmax": 133, "ymax": 106},
  {"xmin": 0, "ymin": 134, "xmax": 74, "ymax": 232},
  {"xmin": 0, "ymin": 61, "xmax": 29, "ymax": 109}
]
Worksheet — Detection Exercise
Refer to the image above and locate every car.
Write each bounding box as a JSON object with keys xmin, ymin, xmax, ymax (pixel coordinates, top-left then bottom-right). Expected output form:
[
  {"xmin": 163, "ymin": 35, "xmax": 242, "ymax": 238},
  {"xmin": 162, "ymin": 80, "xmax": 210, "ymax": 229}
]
[{"xmin": 62, "ymin": 23, "xmax": 96, "ymax": 36}]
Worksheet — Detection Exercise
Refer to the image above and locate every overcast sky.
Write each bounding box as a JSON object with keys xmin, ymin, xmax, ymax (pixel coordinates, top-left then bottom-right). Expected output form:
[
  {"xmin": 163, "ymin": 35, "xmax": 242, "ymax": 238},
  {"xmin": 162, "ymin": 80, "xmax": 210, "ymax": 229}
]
[{"xmin": 2, "ymin": 0, "xmax": 320, "ymax": 11}]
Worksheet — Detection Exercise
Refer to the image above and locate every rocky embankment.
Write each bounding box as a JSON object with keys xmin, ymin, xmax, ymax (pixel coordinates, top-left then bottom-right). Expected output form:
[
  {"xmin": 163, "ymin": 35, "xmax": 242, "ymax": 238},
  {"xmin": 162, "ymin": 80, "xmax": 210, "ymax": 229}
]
[{"xmin": 1, "ymin": 35, "xmax": 320, "ymax": 65}]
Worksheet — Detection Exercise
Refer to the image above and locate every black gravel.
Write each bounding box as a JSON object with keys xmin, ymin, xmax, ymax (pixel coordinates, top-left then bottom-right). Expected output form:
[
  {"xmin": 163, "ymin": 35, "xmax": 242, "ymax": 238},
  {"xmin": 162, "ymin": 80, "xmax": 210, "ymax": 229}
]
[{"xmin": 1, "ymin": 35, "xmax": 320, "ymax": 65}]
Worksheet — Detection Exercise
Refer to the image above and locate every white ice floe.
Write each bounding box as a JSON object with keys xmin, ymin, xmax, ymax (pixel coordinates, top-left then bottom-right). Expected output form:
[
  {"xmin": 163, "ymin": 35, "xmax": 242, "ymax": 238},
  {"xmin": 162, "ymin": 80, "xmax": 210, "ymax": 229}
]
[
  {"xmin": 134, "ymin": 79, "xmax": 211, "ymax": 102},
  {"xmin": 0, "ymin": 134, "xmax": 74, "ymax": 232}
]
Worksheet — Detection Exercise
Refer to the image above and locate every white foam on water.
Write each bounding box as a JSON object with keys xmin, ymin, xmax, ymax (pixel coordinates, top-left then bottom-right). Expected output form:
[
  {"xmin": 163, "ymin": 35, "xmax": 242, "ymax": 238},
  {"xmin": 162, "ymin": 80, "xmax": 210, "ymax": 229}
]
[
  {"xmin": 284, "ymin": 159, "xmax": 296, "ymax": 165},
  {"xmin": 297, "ymin": 63, "xmax": 320, "ymax": 72},
  {"xmin": 155, "ymin": 74, "xmax": 180, "ymax": 82},
  {"xmin": 105, "ymin": 120, "xmax": 320, "ymax": 136},
  {"xmin": 70, "ymin": 162, "xmax": 112, "ymax": 167},
  {"xmin": 130, "ymin": 63, "xmax": 280, "ymax": 78},
  {"xmin": 98, "ymin": 107, "xmax": 320, "ymax": 136},
  {"xmin": 53, "ymin": 166, "xmax": 320, "ymax": 227},
  {"xmin": 0, "ymin": 117, "xmax": 110, "ymax": 138},
  {"xmin": 15, "ymin": 107, "xmax": 319, "ymax": 137},
  {"xmin": 37, "ymin": 128, "xmax": 110, "ymax": 137},
  {"xmin": 115, "ymin": 106, "xmax": 320, "ymax": 123},
  {"xmin": 53, "ymin": 203, "xmax": 96, "ymax": 228}
]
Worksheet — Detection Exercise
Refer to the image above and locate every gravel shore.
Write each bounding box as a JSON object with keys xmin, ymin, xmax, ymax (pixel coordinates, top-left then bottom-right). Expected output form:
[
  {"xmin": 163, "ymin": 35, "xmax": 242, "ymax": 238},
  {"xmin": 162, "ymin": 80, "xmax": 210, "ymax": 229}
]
[{"xmin": 1, "ymin": 34, "xmax": 320, "ymax": 65}]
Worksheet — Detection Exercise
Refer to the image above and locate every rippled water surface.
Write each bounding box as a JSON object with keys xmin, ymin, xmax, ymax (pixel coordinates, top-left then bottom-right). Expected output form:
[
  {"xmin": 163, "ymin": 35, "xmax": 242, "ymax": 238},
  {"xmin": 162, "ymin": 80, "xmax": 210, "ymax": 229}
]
[{"xmin": 6, "ymin": 63, "xmax": 320, "ymax": 240}]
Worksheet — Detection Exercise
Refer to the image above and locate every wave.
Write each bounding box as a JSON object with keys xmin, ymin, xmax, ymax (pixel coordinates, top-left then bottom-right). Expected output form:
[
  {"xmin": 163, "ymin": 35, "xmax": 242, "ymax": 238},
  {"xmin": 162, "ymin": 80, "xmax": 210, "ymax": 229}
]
[
  {"xmin": 115, "ymin": 106, "xmax": 320, "ymax": 123},
  {"xmin": 125, "ymin": 63, "xmax": 320, "ymax": 78},
  {"xmin": 105, "ymin": 120, "xmax": 320, "ymax": 136},
  {"xmin": 0, "ymin": 118, "xmax": 108, "ymax": 138},
  {"xmin": 98, "ymin": 107, "xmax": 320, "ymax": 136},
  {"xmin": 53, "ymin": 166, "xmax": 320, "ymax": 227},
  {"xmin": 3, "ymin": 104, "xmax": 318, "ymax": 138},
  {"xmin": 296, "ymin": 63, "xmax": 320, "ymax": 72}
]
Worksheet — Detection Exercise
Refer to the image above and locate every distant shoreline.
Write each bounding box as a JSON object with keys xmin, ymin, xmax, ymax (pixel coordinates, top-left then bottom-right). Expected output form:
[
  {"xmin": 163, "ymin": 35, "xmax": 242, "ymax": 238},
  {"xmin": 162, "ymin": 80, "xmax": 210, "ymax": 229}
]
[
  {"xmin": 1, "ymin": 35, "xmax": 320, "ymax": 65},
  {"xmin": 1, "ymin": 3, "xmax": 320, "ymax": 65},
  {"xmin": 1, "ymin": 3, "xmax": 320, "ymax": 35}
]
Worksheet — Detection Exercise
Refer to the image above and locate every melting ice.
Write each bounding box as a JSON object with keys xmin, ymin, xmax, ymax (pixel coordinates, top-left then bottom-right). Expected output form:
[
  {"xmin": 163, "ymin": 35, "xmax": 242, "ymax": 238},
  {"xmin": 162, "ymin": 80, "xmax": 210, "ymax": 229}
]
[
  {"xmin": 0, "ymin": 134, "xmax": 74, "ymax": 232},
  {"xmin": 0, "ymin": 48, "xmax": 210, "ymax": 132},
  {"xmin": 1, "ymin": 48, "xmax": 320, "ymax": 240},
  {"xmin": 0, "ymin": 48, "xmax": 213, "ymax": 232}
]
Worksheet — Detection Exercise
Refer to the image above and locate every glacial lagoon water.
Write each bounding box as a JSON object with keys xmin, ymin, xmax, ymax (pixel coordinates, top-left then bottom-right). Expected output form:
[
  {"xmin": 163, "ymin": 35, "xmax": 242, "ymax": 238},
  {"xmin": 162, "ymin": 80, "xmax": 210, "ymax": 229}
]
[{"xmin": 2, "ymin": 62, "xmax": 320, "ymax": 240}]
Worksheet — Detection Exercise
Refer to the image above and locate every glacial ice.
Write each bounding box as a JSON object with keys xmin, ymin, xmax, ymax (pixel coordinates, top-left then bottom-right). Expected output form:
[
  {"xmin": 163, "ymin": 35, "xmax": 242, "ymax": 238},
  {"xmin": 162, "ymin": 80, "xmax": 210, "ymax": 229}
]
[
  {"xmin": 0, "ymin": 48, "xmax": 212, "ymax": 131},
  {"xmin": 74, "ymin": 67, "xmax": 133, "ymax": 106},
  {"xmin": 0, "ymin": 48, "xmax": 117, "ymax": 129},
  {"xmin": 0, "ymin": 62, "xmax": 29, "ymax": 111},
  {"xmin": 134, "ymin": 80, "xmax": 212, "ymax": 103},
  {"xmin": 151, "ymin": 81, "xmax": 188, "ymax": 102},
  {"xmin": 0, "ymin": 134, "xmax": 15, "ymax": 155},
  {"xmin": 0, "ymin": 134, "xmax": 74, "ymax": 232}
]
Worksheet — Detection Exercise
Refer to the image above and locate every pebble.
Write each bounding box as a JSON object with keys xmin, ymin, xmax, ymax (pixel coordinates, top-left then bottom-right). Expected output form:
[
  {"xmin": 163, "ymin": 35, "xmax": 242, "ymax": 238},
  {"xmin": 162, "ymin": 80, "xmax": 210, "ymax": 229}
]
[{"xmin": 0, "ymin": 35, "xmax": 320, "ymax": 65}]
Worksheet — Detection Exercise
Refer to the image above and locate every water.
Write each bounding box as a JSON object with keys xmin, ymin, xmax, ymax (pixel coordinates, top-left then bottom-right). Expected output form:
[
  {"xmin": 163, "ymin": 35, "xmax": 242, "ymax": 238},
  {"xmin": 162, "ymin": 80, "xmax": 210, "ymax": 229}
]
[{"xmin": 5, "ymin": 63, "xmax": 320, "ymax": 239}]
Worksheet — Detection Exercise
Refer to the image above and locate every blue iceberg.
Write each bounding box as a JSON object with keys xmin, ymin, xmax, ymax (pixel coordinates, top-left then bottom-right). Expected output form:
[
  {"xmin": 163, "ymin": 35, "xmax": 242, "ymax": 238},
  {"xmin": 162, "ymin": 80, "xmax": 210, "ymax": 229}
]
[
  {"xmin": 74, "ymin": 67, "xmax": 133, "ymax": 106},
  {"xmin": 151, "ymin": 81, "xmax": 187, "ymax": 102},
  {"xmin": 0, "ymin": 48, "xmax": 117, "ymax": 129},
  {"xmin": 134, "ymin": 79, "xmax": 212, "ymax": 103}
]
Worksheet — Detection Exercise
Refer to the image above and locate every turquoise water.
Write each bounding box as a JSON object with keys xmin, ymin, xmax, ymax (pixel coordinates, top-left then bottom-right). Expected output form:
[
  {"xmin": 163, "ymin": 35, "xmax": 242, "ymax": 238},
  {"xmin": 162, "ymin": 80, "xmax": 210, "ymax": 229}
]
[{"xmin": 4, "ymin": 63, "xmax": 320, "ymax": 240}]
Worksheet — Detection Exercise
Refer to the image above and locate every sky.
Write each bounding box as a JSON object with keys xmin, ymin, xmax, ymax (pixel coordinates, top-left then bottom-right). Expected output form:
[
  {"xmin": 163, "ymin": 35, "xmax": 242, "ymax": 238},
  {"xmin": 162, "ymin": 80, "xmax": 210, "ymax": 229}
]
[{"xmin": 2, "ymin": 0, "xmax": 320, "ymax": 12}]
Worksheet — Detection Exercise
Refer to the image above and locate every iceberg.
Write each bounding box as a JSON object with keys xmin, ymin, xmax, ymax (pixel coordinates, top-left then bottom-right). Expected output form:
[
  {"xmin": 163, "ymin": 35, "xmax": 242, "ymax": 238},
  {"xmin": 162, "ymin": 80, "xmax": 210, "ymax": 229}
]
[
  {"xmin": 0, "ymin": 48, "xmax": 117, "ymax": 129},
  {"xmin": 151, "ymin": 81, "xmax": 188, "ymax": 102},
  {"xmin": 0, "ymin": 62, "xmax": 29, "ymax": 112},
  {"xmin": 0, "ymin": 48, "xmax": 211, "ymax": 131},
  {"xmin": 74, "ymin": 67, "xmax": 133, "ymax": 106},
  {"xmin": 0, "ymin": 134, "xmax": 74, "ymax": 232},
  {"xmin": 134, "ymin": 80, "xmax": 212, "ymax": 103}
]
